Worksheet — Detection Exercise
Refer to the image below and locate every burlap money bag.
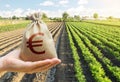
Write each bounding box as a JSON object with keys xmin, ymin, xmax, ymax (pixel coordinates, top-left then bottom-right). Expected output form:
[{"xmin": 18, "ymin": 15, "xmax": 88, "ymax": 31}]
[{"xmin": 20, "ymin": 13, "xmax": 57, "ymax": 61}]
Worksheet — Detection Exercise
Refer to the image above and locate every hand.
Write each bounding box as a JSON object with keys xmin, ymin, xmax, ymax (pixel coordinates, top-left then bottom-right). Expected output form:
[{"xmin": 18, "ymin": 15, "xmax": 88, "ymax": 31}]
[{"xmin": 0, "ymin": 49, "xmax": 61, "ymax": 74}]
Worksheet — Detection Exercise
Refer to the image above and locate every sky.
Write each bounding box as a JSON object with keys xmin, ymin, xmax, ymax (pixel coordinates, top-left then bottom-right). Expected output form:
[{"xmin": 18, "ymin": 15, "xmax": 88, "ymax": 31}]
[{"xmin": 0, "ymin": 0, "xmax": 120, "ymax": 18}]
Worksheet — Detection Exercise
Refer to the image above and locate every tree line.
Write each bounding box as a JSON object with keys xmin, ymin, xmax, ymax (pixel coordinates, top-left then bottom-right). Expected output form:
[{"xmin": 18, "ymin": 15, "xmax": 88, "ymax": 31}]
[{"xmin": 0, "ymin": 12, "xmax": 117, "ymax": 22}]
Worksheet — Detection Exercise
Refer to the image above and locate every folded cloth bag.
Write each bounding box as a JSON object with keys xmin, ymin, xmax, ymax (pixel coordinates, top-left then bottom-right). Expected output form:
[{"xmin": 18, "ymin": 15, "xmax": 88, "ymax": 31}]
[{"xmin": 20, "ymin": 12, "xmax": 57, "ymax": 61}]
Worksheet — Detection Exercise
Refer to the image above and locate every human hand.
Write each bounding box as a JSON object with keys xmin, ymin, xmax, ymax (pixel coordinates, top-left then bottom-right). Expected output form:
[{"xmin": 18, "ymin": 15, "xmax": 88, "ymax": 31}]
[{"xmin": 0, "ymin": 49, "xmax": 61, "ymax": 74}]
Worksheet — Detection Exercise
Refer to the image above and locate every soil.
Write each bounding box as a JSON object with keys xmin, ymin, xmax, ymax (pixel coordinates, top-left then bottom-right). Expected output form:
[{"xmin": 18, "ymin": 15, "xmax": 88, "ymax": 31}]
[{"xmin": 54, "ymin": 23, "xmax": 77, "ymax": 82}]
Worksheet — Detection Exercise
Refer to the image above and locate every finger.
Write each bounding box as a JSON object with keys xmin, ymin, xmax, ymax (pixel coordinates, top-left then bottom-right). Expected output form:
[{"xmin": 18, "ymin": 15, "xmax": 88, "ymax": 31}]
[
  {"xmin": 27, "ymin": 59, "xmax": 52, "ymax": 68},
  {"xmin": 26, "ymin": 63, "xmax": 53, "ymax": 74},
  {"xmin": 35, "ymin": 58, "xmax": 61, "ymax": 69},
  {"xmin": 28, "ymin": 58, "xmax": 61, "ymax": 68},
  {"xmin": 24, "ymin": 58, "xmax": 61, "ymax": 73},
  {"xmin": 30, "ymin": 64, "xmax": 54, "ymax": 73},
  {"xmin": 31, "ymin": 60, "xmax": 61, "ymax": 73},
  {"xmin": 49, "ymin": 58, "xmax": 61, "ymax": 64}
]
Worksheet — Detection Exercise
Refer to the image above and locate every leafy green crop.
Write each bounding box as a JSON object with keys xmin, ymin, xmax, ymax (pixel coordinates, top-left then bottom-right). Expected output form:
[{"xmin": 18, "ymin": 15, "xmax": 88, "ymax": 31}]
[{"xmin": 66, "ymin": 21, "xmax": 120, "ymax": 82}]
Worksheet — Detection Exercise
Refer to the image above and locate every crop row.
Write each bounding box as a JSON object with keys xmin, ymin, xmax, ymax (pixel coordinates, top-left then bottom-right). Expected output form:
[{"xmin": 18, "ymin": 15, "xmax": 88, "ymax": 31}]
[
  {"xmin": 71, "ymin": 22, "xmax": 120, "ymax": 61},
  {"xmin": 70, "ymin": 22, "xmax": 120, "ymax": 82},
  {"xmin": 66, "ymin": 23, "xmax": 112, "ymax": 82},
  {"xmin": 66, "ymin": 24, "xmax": 86, "ymax": 82},
  {"xmin": 66, "ymin": 22, "xmax": 120, "ymax": 82}
]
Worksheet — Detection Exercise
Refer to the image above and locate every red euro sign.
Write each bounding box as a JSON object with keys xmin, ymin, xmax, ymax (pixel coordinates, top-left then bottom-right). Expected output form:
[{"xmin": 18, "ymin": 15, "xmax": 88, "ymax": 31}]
[{"xmin": 26, "ymin": 33, "xmax": 45, "ymax": 54}]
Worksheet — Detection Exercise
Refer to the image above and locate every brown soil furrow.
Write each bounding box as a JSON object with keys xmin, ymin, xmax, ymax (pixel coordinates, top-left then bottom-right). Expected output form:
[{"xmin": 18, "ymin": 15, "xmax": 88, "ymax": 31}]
[{"xmin": 0, "ymin": 23, "xmax": 61, "ymax": 82}]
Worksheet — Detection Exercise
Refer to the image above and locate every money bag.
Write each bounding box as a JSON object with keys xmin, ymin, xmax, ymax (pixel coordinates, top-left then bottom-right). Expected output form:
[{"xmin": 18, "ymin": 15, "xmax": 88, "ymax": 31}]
[{"xmin": 20, "ymin": 12, "xmax": 57, "ymax": 61}]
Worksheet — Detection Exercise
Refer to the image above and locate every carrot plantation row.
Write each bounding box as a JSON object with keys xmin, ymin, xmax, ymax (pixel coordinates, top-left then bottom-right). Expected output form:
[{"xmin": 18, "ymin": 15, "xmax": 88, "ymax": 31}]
[{"xmin": 66, "ymin": 22, "xmax": 120, "ymax": 82}]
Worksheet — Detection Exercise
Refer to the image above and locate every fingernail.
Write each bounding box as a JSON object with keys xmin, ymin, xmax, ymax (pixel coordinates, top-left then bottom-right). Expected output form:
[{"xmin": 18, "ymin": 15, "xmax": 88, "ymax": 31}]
[
  {"xmin": 45, "ymin": 59, "xmax": 52, "ymax": 63},
  {"xmin": 57, "ymin": 59, "xmax": 61, "ymax": 63}
]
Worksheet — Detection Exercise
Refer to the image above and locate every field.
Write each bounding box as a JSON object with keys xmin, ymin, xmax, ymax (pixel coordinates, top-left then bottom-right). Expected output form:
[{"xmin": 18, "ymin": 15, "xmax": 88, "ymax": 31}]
[
  {"xmin": 66, "ymin": 22, "xmax": 120, "ymax": 82},
  {"xmin": 0, "ymin": 20, "xmax": 30, "ymax": 32},
  {"xmin": 0, "ymin": 19, "xmax": 120, "ymax": 82},
  {"xmin": 0, "ymin": 20, "xmax": 65, "ymax": 82},
  {"xmin": 84, "ymin": 19, "xmax": 120, "ymax": 27}
]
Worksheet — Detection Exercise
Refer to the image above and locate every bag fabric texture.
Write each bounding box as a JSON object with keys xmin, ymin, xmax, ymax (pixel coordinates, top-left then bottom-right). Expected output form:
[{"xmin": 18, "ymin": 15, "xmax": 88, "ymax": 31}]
[{"xmin": 20, "ymin": 12, "xmax": 57, "ymax": 61}]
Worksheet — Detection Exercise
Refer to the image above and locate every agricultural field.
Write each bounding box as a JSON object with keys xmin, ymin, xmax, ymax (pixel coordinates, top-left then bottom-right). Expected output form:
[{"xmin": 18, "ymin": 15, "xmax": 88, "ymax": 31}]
[
  {"xmin": 66, "ymin": 22, "xmax": 120, "ymax": 82},
  {"xmin": 84, "ymin": 19, "xmax": 120, "ymax": 27},
  {"xmin": 0, "ymin": 21, "xmax": 66, "ymax": 82},
  {"xmin": 0, "ymin": 19, "xmax": 120, "ymax": 82},
  {"xmin": 0, "ymin": 20, "xmax": 30, "ymax": 32}
]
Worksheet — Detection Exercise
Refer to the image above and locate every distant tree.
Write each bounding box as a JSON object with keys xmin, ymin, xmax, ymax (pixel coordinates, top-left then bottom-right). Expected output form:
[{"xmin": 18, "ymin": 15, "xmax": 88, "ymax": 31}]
[
  {"xmin": 93, "ymin": 13, "xmax": 98, "ymax": 19},
  {"xmin": 74, "ymin": 15, "xmax": 80, "ymax": 21},
  {"xmin": 108, "ymin": 16, "xmax": 113, "ymax": 19},
  {"xmin": 0, "ymin": 16, "xmax": 2, "ymax": 19},
  {"xmin": 50, "ymin": 17, "xmax": 62, "ymax": 22},
  {"xmin": 12, "ymin": 15, "xmax": 17, "ymax": 19},
  {"xmin": 25, "ymin": 16, "xmax": 29, "ymax": 20},
  {"xmin": 42, "ymin": 13, "xmax": 49, "ymax": 21},
  {"xmin": 62, "ymin": 12, "xmax": 69, "ymax": 21},
  {"xmin": 42, "ymin": 13, "xmax": 48, "ymax": 19},
  {"xmin": 67, "ymin": 17, "xmax": 74, "ymax": 22}
]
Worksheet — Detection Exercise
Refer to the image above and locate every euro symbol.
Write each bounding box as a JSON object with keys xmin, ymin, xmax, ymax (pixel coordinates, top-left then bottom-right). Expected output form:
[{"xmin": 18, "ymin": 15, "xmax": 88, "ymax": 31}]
[{"xmin": 26, "ymin": 33, "xmax": 45, "ymax": 54}]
